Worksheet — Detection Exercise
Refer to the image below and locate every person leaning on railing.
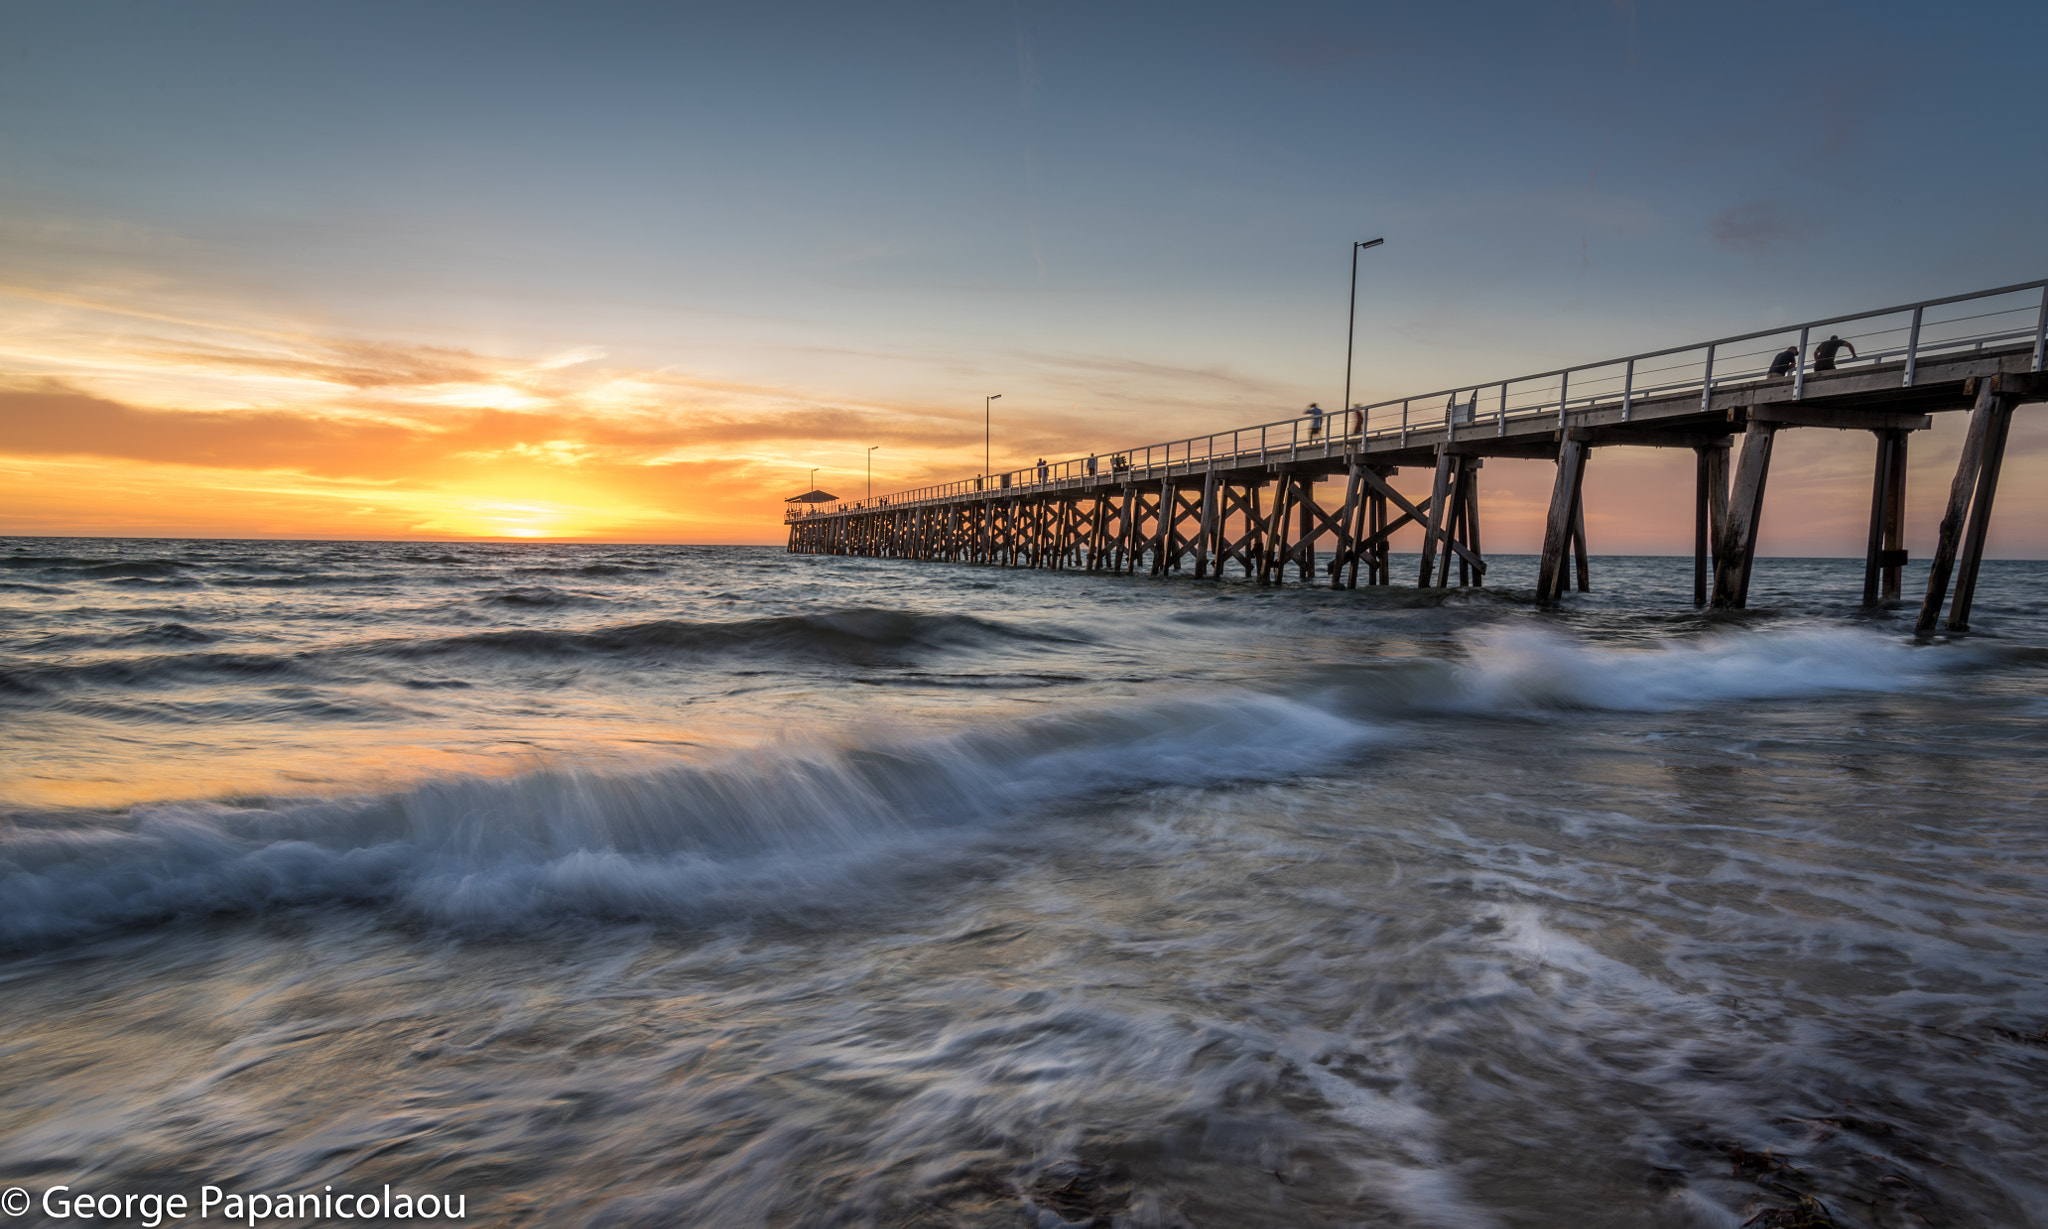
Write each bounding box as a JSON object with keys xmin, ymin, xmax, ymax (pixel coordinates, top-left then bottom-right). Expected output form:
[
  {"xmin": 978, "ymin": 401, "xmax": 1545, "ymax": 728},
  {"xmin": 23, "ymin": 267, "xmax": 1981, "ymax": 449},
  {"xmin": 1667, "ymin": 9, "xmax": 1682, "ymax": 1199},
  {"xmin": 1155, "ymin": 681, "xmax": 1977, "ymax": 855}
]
[{"xmin": 1813, "ymin": 334, "xmax": 1857, "ymax": 371}]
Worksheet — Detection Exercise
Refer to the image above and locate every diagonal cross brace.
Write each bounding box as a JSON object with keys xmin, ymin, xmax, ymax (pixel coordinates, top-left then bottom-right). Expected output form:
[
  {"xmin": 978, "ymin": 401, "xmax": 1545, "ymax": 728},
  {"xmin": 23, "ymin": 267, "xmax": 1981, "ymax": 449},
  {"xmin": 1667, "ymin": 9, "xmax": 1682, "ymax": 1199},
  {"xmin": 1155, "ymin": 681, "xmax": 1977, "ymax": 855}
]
[{"xmin": 1354, "ymin": 467, "xmax": 1487, "ymax": 576}]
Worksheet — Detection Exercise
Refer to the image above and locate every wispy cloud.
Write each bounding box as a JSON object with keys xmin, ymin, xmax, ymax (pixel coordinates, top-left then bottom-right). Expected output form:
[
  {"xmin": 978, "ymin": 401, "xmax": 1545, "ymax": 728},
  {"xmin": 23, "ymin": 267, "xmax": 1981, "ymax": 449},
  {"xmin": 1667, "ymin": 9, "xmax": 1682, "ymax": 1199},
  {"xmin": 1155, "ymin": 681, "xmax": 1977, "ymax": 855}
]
[
  {"xmin": 1708, "ymin": 200, "xmax": 1800, "ymax": 256},
  {"xmin": 1246, "ymin": 33, "xmax": 1380, "ymax": 73}
]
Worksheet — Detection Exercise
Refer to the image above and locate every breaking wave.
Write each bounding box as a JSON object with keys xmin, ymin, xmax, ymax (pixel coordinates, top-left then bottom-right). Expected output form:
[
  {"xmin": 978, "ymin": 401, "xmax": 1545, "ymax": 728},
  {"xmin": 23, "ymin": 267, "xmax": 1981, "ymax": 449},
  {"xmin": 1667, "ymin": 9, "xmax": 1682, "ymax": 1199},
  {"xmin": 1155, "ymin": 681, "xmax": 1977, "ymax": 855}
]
[
  {"xmin": 1442, "ymin": 625, "xmax": 1969, "ymax": 712},
  {"xmin": 0, "ymin": 688, "xmax": 1385, "ymax": 951}
]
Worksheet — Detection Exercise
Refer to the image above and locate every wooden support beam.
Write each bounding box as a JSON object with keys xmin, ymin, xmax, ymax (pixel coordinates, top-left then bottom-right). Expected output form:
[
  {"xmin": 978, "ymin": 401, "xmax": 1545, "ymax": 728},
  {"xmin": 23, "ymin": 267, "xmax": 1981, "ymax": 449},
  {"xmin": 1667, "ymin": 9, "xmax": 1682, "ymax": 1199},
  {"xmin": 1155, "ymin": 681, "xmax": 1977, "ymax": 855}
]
[
  {"xmin": 1571, "ymin": 428, "xmax": 1734, "ymax": 449},
  {"xmin": 1358, "ymin": 507, "xmax": 1423, "ymax": 549},
  {"xmin": 1882, "ymin": 433, "xmax": 1907, "ymax": 601},
  {"xmin": 1437, "ymin": 459, "xmax": 1466, "ymax": 589},
  {"xmin": 1289, "ymin": 484, "xmax": 1349, "ymax": 577},
  {"xmin": 1693, "ymin": 447, "xmax": 1710, "ymax": 606},
  {"xmin": 1352, "ymin": 466, "xmax": 1483, "ymax": 578},
  {"xmin": 1445, "ymin": 440, "xmax": 1561, "ymax": 461},
  {"xmin": 1945, "ymin": 394, "xmax": 2014, "ymax": 632},
  {"xmin": 1222, "ymin": 482, "xmax": 1263, "ymax": 577},
  {"xmin": 1194, "ymin": 466, "xmax": 1216, "ymax": 578},
  {"xmin": 1371, "ymin": 490, "xmax": 1389, "ymax": 584},
  {"xmin": 1258, "ymin": 474, "xmax": 1294, "ymax": 584},
  {"xmin": 1712, "ymin": 420, "xmax": 1777, "ymax": 608},
  {"xmin": 1295, "ymin": 477, "xmax": 1317, "ymax": 580},
  {"xmin": 1464, "ymin": 459, "xmax": 1484, "ymax": 588},
  {"xmin": 1706, "ymin": 441, "xmax": 1730, "ymax": 594},
  {"xmin": 1171, "ymin": 486, "xmax": 1203, "ymax": 572},
  {"xmin": 1861, "ymin": 431, "xmax": 1905, "ymax": 606},
  {"xmin": 1570, "ymin": 488, "xmax": 1591, "ymax": 593},
  {"xmin": 1417, "ymin": 450, "xmax": 1452, "ymax": 588},
  {"xmin": 1150, "ymin": 480, "xmax": 1172, "ymax": 574},
  {"xmin": 1917, "ymin": 381, "xmax": 2002, "ymax": 632},
  {"xmin": 1746, "ymin": 404, "xmax": 1932, "ymax": 432},
  {"xmin": 1988, "ymin": 371, "xmax": 2048, "ymax": 400},
  {"xmin": 1536, "ymin": 438, "xmax": 1589, "ymax": 601},
  {"xmin": 1331, "ymin": 465, "xmax": 1363, "ymax": 590}
]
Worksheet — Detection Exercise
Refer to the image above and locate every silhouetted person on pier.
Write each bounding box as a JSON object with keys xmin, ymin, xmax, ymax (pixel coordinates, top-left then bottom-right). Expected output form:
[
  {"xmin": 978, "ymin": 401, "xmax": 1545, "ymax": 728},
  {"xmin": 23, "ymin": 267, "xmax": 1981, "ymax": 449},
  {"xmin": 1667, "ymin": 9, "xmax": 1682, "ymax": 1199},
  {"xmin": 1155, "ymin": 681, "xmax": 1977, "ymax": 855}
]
[
  {"xmin": 1305, "ymin": 403, "xmax": 1324, "ymax": 440},
  {"xmin": 1036, "ymin": 458, "xmax": 1049, "ymax": 483},
  {"xmin": 1813, "ymin": 334, "xmax": 1856, "ymax": 372},
  {"xmin": 1086, "ymin": 455, "xmax": 1098, "ymax": 476},
  {"xmin": 1769, "ymin": 346, "xmax": 1799, "ymax": 377}
]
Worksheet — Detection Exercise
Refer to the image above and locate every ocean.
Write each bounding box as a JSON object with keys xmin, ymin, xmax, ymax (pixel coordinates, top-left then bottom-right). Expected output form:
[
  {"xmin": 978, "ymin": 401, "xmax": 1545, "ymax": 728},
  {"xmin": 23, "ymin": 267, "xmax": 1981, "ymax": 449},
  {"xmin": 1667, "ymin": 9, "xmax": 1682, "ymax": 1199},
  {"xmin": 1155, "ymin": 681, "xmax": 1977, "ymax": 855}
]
[{"xmin": 2, "ymin": 537, "xmax": 2045, "ymax": 1228}]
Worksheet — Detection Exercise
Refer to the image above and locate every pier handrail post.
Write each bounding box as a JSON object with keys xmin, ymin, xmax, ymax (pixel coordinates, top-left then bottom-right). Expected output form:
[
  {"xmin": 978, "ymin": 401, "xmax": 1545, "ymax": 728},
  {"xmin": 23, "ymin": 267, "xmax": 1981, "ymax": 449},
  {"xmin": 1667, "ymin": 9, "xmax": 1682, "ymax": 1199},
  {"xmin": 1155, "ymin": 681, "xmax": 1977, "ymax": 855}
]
[
  {"xmin": 1400, "ymin": 399, "xmax": 1408, "ymax": 447},
  {"xmin": 1556, "ymin": 370, "xmax": 1569, "ymax": 431},
  {"xmin": 1497, "ymin": 383, "xmax": 1506, "ymax": 437},
  {"xmin": 1904, "ymin": 306, "xmax": 1923, "ymax": 387},
  {"xmin": 2034, "ymin": 284, "xmax": 2047, "ymax": 372},
  {"xmin": 1792, "ymin": 327, "xmax": 1808, "ymax": 399},
  {"xmin": 1700, "ymin": 344, "xmax": 1714, "ymax": 411},
  {"xmin": 1622, "ymin": 359, "xmax": 1634, "ymax": 422}
]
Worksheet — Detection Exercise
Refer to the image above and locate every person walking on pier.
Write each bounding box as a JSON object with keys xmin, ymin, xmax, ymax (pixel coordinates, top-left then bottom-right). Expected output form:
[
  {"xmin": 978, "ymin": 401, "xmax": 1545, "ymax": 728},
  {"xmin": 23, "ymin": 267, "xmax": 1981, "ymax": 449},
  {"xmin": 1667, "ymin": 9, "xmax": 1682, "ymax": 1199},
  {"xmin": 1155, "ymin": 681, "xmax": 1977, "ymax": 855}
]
[
  {"xmin": 1305, "ymin": 402, "xmax": 1324, "ymax": 440},
  {"xmin": 1768, "ymin": 346, "xmax": 1799, "ymax": 377},
  {"xmin": 1813, "ymin": 334, "xmax": 1857, "ymax": 372}
]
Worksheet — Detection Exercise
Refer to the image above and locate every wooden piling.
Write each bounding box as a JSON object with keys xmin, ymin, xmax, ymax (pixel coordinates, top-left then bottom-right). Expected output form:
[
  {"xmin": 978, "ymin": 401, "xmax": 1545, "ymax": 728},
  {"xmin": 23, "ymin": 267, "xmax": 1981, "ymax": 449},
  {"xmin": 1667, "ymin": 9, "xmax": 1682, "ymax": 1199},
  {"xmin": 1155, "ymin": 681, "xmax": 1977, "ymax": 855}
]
[
  {"xmin": 1861, "ymin": 431, "xmax": 1906, "ymax": 606},
  {"xmin": 1332, "ymin": 464, "xmax": 1364, "ymax": 590},
  {"xmin": 1693, "ymin": 447, "xmax": 1711, "ymax": 605},
  {"xmin": 1712, "ymin": 420, "xmax": 1777, "ymax": 608},
  {"xmin": 1464, "ymin": 460, "xmax": 1484, "ymax": 588},
  {"xmin": 1536, "ymin": 439, "xmax": 1587, "ymax": 601},
  {"xmin": 1917, "ymin": 380, "xmax": 2003, "ymax": 633},
  {"xmin": 1945, "ymin": 393, "xmax": 2015, "ymax": 631},
  {"xmin": 1418, "ymin": 450, "xmax": 1453, "ymax": 589},
  {"xmin": 1881, "ymin": 432, "xmax": 1907, "ymax": 600},
  {"xmin": 1571, "ymin": 487, "xmax": 1591, "ymax": 594}
]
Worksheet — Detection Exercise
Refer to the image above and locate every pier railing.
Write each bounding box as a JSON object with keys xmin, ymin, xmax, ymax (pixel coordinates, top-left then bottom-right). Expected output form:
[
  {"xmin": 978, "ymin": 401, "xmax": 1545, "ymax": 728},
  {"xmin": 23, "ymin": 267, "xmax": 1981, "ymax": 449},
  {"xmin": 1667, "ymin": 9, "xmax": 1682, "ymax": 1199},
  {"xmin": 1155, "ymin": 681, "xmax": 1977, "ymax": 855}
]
[{"xmin": 790, "ymin": 278, "xmax": 2048, "ymax": 521}]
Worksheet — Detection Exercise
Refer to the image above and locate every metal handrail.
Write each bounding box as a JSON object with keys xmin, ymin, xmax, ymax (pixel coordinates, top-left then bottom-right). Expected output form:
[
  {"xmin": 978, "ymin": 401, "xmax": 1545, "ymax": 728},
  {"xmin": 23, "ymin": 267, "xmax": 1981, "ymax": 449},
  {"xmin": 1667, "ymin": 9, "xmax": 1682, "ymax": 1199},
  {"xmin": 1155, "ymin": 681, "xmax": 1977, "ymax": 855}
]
[{"xmin": 790, "ymin": 278, "xmax": 2048, "ymax": 520}]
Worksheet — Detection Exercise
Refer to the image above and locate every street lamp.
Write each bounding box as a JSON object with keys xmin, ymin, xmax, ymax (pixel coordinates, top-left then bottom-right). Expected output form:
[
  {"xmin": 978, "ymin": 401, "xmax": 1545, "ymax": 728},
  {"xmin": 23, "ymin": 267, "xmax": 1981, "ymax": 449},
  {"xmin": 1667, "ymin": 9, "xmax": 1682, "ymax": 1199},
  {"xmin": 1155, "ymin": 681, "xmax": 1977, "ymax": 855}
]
[
  {"xmin": 985, "ymin": 394, "xmax": 1001, "ymax": 483},
  {"xmin": 1344, "ymin": 238, "xmax": 1385, "ymax": 431},
  {"xmin": 867, "ymin": 445, "xmax": 879, "ymax": 501}
]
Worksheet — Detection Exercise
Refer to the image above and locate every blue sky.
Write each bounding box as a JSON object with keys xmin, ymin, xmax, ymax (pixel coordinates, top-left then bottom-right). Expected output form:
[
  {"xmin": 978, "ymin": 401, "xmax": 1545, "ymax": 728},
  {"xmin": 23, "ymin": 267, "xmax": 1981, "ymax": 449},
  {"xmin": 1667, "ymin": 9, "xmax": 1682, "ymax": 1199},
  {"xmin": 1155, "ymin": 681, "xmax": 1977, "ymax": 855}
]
[{"xmin": 2, "ymin": 0, "xmax": 2044, "ymax": 544}]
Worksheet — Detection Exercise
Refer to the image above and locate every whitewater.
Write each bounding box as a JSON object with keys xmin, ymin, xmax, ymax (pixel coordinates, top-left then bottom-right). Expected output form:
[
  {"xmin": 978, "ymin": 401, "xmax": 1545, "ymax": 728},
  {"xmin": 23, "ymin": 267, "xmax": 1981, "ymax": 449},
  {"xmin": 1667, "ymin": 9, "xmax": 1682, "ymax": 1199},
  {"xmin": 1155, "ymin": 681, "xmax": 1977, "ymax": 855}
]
[{"xmin": 3, "ymin": 538, "xmax": 2046, "ymax": 1228}]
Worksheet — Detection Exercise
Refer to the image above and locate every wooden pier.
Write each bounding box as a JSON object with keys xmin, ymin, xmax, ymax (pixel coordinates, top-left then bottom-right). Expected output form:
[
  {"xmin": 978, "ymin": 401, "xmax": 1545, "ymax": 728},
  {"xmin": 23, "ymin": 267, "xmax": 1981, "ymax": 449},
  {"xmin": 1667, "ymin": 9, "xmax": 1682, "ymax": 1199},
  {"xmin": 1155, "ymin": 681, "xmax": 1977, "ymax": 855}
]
[{"xmin": 788, "ymin": 280, "xmax": 2048, "ymax": 631}]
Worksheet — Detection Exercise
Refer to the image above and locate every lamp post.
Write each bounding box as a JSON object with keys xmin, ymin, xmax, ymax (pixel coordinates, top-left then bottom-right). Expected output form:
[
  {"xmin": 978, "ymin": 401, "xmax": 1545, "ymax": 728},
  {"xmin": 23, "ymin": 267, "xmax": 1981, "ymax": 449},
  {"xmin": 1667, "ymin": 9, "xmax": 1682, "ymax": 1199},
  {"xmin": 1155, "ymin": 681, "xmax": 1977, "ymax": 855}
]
[
  {"xmin": 985, "ymin": 394, "xmax": 1001, "ymax": 483},
  {"xmin": 809, "ymin": 467, "xmax": 818, "ymax": 490},
  {"xmin": 867, "ymin": 446, "xmax": 878, "ymax": 502},
  {"xmin": 1344, "ymin": 238, "xmax": 1385, "ymax": 431}
]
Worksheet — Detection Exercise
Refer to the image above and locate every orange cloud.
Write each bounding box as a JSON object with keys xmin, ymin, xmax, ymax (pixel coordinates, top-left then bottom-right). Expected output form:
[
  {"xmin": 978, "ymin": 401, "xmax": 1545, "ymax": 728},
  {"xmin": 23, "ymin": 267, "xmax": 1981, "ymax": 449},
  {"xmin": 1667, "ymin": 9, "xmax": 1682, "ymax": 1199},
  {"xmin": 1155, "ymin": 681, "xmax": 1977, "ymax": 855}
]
[{"xmin": 3, "ymin": 280, "xmax": 2045, "ymax": 554}]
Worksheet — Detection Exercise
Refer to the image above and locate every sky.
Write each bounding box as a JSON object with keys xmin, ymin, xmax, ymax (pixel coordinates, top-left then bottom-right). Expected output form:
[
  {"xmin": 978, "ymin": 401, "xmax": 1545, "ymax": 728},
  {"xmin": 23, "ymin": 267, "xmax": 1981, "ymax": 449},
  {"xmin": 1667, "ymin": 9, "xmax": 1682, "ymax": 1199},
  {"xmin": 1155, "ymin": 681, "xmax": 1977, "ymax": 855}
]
[{"xmin": 2, "ymin": 0, "xmax": 2045, "ymax": 552}]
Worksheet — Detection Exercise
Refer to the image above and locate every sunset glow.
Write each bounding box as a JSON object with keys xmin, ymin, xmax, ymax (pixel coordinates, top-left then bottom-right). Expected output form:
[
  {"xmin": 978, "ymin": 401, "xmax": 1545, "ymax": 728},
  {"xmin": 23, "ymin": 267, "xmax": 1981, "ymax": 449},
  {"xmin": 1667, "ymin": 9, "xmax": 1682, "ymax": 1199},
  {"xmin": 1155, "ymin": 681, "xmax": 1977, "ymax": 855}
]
[{"xmin": 2, "ymin": 4, "xmax": 2043, "ymax": 551}]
